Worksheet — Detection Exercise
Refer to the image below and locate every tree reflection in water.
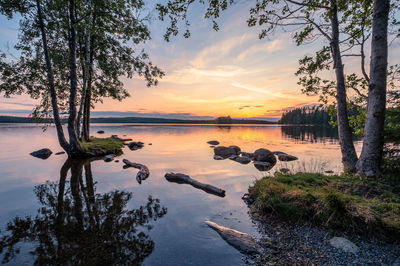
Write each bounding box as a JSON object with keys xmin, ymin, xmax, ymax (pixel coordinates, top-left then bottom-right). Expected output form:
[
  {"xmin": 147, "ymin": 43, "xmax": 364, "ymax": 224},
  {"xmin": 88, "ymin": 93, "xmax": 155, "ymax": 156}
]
[{"xmin": 0, "ymin": 158, "xmax": 167, "ymax": 265}]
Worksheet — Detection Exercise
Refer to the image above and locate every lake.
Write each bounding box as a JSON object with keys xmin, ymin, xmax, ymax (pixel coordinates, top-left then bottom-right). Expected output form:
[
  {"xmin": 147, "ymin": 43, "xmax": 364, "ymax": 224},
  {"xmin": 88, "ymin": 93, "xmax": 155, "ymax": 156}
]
[{"xmin": 0, "ymin": 124, "xmax": 361, "ymax": 265}]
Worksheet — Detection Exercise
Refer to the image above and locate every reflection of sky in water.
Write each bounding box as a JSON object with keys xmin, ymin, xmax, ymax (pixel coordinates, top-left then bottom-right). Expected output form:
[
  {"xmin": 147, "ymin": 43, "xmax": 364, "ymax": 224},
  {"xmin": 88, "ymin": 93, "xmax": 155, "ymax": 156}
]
[{"xmin": 0, "ymin": 124, "xmax": 362, "ymax": 265}]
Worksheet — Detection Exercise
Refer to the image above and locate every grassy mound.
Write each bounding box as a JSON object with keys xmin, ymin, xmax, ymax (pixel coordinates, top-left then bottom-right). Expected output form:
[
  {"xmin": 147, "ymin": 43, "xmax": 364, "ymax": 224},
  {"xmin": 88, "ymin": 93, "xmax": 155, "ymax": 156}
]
[
  {"xmin": 249, "ymin": 172, "xmax": 400, "ymax": 241},
  {"xmin": 81, "ymin": 137, "xmax": 124, "ymax": 156}
]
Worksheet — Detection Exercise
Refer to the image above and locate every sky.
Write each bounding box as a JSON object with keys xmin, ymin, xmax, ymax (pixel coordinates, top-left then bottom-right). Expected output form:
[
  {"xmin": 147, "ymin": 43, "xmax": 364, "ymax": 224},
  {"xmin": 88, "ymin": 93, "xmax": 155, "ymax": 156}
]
[{"xmin": 0, "ymin": 1, "xmax": 399, "ymax": 121}]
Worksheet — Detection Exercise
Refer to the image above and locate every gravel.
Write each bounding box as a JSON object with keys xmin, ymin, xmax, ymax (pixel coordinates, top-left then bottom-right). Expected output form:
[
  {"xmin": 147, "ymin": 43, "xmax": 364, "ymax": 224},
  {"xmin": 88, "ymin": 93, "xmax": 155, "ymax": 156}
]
[{"xmin": 244, "ymin": 203, "xmax": 400, "ymax": 265}]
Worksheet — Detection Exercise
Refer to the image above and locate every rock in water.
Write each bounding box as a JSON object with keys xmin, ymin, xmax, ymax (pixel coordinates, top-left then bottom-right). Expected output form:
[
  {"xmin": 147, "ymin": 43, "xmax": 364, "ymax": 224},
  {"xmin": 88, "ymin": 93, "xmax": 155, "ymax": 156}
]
[
  {"xmin": 55, "ymin": 151, "xmax": 65, "ymax": 155},
  {"xmin": 207, "ymin": 140, "xmax": 220, "ymax": 145},
  {"xmin": 205, "ymin": 221, "xmax": 260, "ymax": 254},
  {"xmin": 253, "ymin": 161, "xmax": 274, "ymax": 171},
  {"xmin": 103, "ymin": 154, "xmax": 115, "ymax": 162},
  {"xmin": 214, "ymin": 146, "xmax": 239, "ymax": 158},
  {"xmin": 228, "ymin": 145, "xmax": 241, "ymax": 154},
  {"xmin": 329, "ymin": 237, "xmax": 359, "ymax": 253},
  {"xmin": 97, "ymin": 130, "xmax": 105, "ymax": 134},
  {"xmin": 254, "ymin": 148, "xmax": 276, "ymax": 165},
  {"xmin": 278, "ymin": 154, "xmax": 298, "ymax": 161},
  {"xmin": 234, "ymin": 156, "xmax": 251, "ymax": 164},
  {"xmin": 30, "ymin": 148, "xmax": 52, "ymax": 159},
  {"xmin": 213, "ymin": 155, "xmax": 224, "ymax": 160},
  {"xmin": 128, "ymin": 141, "xmax": 144, "ymax": 150}
]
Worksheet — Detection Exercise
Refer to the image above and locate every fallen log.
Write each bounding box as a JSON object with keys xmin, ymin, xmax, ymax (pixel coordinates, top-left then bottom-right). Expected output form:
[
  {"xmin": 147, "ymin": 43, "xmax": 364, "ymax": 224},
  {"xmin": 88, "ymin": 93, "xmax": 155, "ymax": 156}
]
[
  {"xmin": 205, "ymin": 221, "xmax": 260, "ymax": 254},
  {"xmin": 123, "ymin": 159, "xmax": 149, "ymax": 184},
  {"xmin": 164, "ymin": 173, "xmax": 225, "ymax": 197}
]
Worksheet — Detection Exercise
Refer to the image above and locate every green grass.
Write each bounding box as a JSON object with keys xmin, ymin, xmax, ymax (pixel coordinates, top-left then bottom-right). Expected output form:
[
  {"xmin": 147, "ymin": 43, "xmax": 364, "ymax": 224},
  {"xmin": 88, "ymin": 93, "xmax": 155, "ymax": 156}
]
[
  {"xmin": 81, "ymin": 137, "xmax": 124, "ymax": 156},
  {"xmin": 249, "ymin": 172, "xmax": 400, "ymax": 241}
]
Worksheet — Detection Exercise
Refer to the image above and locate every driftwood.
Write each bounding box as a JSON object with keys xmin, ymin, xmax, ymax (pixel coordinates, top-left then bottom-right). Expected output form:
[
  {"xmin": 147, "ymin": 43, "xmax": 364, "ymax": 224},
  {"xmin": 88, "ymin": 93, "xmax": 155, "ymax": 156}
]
[
  {"xmin": 165, "ymin": 173, "xmax": 225, "ymax": 197},
  {"xmin": 123, "ymin": 159, "xmax": 149, "ymax": 184},
  {"xmin": 205, "ymin": 221, "xmax": 260, "ymax": 254}
]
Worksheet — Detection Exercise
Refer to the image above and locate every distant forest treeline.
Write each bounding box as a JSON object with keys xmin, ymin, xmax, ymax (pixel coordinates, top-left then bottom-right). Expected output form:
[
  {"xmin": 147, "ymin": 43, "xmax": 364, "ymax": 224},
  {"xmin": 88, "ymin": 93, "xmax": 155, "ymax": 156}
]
[
  {"xmin": 279, "ymin": 106, "xmax": 331, "ymax": 126},
  {"xmin": 0, "ymin": 116, "xmax": 277, "ymax": 125}
]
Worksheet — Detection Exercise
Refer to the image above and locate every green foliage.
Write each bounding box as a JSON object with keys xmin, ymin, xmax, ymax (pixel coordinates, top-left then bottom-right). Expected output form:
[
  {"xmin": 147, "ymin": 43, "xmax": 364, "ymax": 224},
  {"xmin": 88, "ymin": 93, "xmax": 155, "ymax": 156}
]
[
  {"xmin": 81, "ymin": 137, "xmax": 124, "ymax": 156},
  {"xmin": 0, "ymin": 0, "xmax": 164, "ymax": 116},
  {"xmin": 280, "ymin": 105, "xmax": 331, "ymax": 125},
  {"xmin": 249, "ymin": 172, "xmax": 400, "ymax": 240}
]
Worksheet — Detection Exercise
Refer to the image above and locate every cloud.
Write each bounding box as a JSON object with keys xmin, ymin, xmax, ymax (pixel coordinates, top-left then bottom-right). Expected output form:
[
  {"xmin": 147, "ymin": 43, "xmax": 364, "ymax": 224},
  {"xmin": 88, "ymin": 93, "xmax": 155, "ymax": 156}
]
[
  {"xmin": 0, "ymin": 101, "xmax": 35, "ymax": 107},
  {"xmin": 238, "ymin": 105, "xmax": 264, "ymax": 110},
  {"xmin": 236, "ymin": 39, "xmax": 288, "ymax": 61}
]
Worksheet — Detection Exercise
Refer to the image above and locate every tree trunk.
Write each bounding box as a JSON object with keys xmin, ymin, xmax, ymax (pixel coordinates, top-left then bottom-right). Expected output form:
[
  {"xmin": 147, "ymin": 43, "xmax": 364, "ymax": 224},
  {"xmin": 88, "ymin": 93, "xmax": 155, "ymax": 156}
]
[
  {"xmin": 76, "ymin": 0, "xmax": 92, "ymax": 138},
  {"xmin": 82, "ymin": 8, "xmax": 96, "ymax": 142},
  {"xmin": 356, "ymin": 0, "xmax": 390, "ymax": 176},
  {"xmin": 67, "ymin": 0, "xmax": 83, "ymax": 155},
  {"xmin": 329, "ymin": 0, "xmax": 358, "ymax": 172},
  {"xmin": 36, "ymin": 0, "xmax": 70, "ymax": 154}
]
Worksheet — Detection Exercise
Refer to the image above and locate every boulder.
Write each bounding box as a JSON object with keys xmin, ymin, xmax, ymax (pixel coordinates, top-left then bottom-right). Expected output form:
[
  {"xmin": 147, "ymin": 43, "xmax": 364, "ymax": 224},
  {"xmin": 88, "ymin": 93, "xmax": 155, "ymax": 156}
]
[
  {"xmin": 278, "ymin": 154, "xmax": 298, "ymax": 161},
  {"xmin": 213, "ymin": 155, "xmax": 225, "ymax": 160},
  {"xmin": 229, "ymin": 145, "xmax": 241, "ymax": 154},
  {"xmin": 97, "ymin": 130, "xmax": 105, "ymax": 134},
  {"xmin": 214, "ymin": 146, "xmax": 239, "ymax": 158},
  {"xmin": 329, "ymin": 237, "xmax": 359, "ymax": 253},
  {"xmin": 207, "ymin": 140, "xmax": 220, "ymax": 145},
  {"xmin": 239, "ymin": 152, "xmax": 255, "ymax": 160},
  {"xmin": 229, "ymin": 155, "xmax": 238, "ymax": 160},
  {"xmin": 30, "ymin": 148, "xmax": 52, "ymax": 160},
  {"xmin": 254, "ymin": 148, "xmax": 276, "ymax": 165},
  {"xmin": 234, "ymin": 156, "xmax": 251, "ymax": 164},
  {"xmin": 253, "ymin": 161, "xmax": 274, "ymax": 171},
  {"xmin": 128, "ymin": 141, "xmax": 144, "ymax": 150},
  {"xmin": 103, "ymin": 154, "xmax": 115, "ymax": 162}
]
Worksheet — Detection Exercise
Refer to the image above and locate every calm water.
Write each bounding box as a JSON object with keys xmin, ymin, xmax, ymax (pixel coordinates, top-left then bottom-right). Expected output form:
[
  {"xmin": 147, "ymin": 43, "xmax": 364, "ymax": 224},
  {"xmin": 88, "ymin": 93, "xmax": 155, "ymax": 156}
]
[{"xmin": 0, "ymin": 124, "xmax": 360, "ymax": 265}]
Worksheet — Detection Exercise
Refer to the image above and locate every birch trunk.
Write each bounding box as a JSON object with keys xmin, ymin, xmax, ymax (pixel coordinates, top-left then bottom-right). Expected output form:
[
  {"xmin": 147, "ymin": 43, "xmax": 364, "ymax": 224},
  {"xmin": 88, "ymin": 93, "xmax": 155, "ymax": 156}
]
[
  {"xmin": 36, "ymin": 0, "xmax": 70, "ymax": 154},
  {"xmin": 356, "ymin": 0, "xmax": 390, "ymax": 176},
  {"xmin": 330, "ymin": 0, "xmax": 358, "ymax": 172},
  {"xmin": 67, "ymin": 0, "xmax": 83, "ymax": 155}
]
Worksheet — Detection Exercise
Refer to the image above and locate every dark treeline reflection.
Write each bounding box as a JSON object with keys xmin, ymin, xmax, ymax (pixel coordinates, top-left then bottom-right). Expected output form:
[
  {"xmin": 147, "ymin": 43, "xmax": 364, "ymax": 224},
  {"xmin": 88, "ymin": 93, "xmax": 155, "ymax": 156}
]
[
  {"xmin": 281, "ymin": 125, "xmax": 339, "ymax": 143},
  {"xmin": 0, "ymin": 158, "xmax": 167, "ymax": 265}
]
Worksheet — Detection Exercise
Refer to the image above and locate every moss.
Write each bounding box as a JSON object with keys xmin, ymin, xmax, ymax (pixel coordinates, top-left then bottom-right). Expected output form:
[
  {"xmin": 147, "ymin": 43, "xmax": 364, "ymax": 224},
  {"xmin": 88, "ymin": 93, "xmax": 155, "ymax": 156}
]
[
  {"xmin": 81, "ymin": 137, "xmax": 124, "ymax": 157},
  {"xmin": 249, "ymin": 172, "xmax": 400, "ymax": 241}
]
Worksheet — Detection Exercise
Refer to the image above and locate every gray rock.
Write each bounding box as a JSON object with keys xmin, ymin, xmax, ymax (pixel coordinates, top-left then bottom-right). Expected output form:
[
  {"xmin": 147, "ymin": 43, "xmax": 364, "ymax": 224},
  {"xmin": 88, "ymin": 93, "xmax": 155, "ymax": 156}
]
[
  {"xmin": 229, "ymin": 155, "xmax": 238, "ymax": 160},
  {"xmin": 103, "ymin": 154, "xmax": 115, "ymax": 162},
  {"xmin": 329, "ymin": 237, "xmax": 359, "ymax": 253},
  {"xmin": 239, "ymin": 152, "xmax": 255, "ymax": 159},
  {"xmin": 207, "ymin": 140, "xmax": 220, "ymax": 145},
  {"xmin": 214, "ymin": 146, "xmax": 238, "ymax": 158},
  {"xmin": 253, "ymin": 161, "xmax": 274, "ymax": 171},
  {"xmin": 128, "ymin": 141, "xmax": 144, "ymax": 150},
  {"xmin": 214, "ymin": 155, "xmax": 225, "ymax": 160},
  {"xmin": 205, "ymin": 221, "xmax": 260, "ymax": 254},
  {"xmin": 254, "ymin": 148, "xmax": 277, "ymax": 165},
  {"xmin": 278, "ymin": 154, "xmax": 298, "ymax": 161},
  {"xmin": 228, "ymin": 145, "xmax": 241, "ymax": 154},
  {"xmin": 272, "ymin": 151, "xmax": 287, "ymax": 155},
  {"xmin": 30, "ymin": 148, "xmax": 52, "ymax": 159},
  {"xmin": 235, "ymin": 156, "xmax": 251, "ymax": 164}
]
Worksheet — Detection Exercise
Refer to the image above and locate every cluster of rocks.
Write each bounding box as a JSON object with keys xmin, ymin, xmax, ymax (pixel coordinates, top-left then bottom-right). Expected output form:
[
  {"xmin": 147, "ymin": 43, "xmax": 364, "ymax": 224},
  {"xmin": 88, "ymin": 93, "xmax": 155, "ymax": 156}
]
[
  {"xmin": 211, "ymin": 140, "xmax": 298, "ymax": 171},
  {"xmin": 127, "ymin": 141, "xmax": 144, "ymax": 150}
]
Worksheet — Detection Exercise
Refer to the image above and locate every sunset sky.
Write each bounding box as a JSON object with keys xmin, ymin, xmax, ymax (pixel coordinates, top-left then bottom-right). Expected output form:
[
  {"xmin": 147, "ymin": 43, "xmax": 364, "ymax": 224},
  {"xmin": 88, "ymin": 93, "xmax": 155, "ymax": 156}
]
[{"xmin": 0, "ymin": 1, "xmax": 399, "ymax": 121}]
